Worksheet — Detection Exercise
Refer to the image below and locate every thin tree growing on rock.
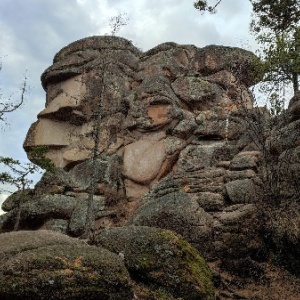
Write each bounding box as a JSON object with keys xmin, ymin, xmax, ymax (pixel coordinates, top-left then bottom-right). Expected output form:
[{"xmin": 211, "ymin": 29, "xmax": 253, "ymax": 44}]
[
  {"xmin": 0, "ymin": 147, "xmax": 55, "ymax": 230},
  {"xmin": 81, "ymin": 14, "xmax": 129, "ymax": 241},
  {"xmin": 0, "ymin": 61, "xmax": 27, "ymax": 123},
  {"xmin": 0, "ymin": 157, "xmax": 38, "ymax": 230}
]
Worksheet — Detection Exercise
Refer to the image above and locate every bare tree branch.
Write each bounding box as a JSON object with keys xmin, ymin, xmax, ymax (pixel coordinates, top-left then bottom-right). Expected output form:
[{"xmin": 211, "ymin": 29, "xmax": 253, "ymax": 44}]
[{"xmin": 0, "ymin": 69, "xmax": 28, "ymax": 123}]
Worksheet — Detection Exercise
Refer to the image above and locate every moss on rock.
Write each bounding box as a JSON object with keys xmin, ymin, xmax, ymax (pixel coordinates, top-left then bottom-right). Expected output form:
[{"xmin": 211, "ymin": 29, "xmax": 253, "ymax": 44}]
[
  {"xmin": 0, "ymin": 230, "xmax": 133, "ymax": 299},
  {"xmin": 95, "ymin": 226, "xmax": 214, "ymax": 300}
]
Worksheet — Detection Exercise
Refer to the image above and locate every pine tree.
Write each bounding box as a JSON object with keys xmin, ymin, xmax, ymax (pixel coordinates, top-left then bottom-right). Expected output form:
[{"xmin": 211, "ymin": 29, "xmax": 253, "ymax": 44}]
[
  {"xmin": 250, "ymin": 0, "xmax": 300, "ymax": 93},
  {"xmin": 194, "ymin": 0, "xmax": 300, "ymax": 94}
]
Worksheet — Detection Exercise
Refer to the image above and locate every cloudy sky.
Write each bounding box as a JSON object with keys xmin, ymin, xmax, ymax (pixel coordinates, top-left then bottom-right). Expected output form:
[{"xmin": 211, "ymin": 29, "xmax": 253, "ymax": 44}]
[{"xmin": 0, "ymin": 0, "xmax": 255, "ymax": 207}]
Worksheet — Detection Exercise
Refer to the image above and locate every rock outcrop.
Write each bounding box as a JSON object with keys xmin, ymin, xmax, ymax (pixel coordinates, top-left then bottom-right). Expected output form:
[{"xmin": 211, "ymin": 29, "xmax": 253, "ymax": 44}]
[
  {"xmin": 0, "ymin": 36, "xmax": 299, "ymax": 299},
  {"xmin": 0, "ymin": 230, "xmax": 133, "ymax": 299},
  {"xmin": 0, "ymin": 229, "xmax": 213, "ymax": 299}
]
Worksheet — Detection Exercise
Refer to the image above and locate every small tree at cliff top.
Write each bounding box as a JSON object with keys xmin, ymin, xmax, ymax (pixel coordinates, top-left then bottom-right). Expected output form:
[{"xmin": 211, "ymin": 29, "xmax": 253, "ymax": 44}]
[{"xmin": 252, "ymin": 1, "xmax": 299, "ymax": 91}]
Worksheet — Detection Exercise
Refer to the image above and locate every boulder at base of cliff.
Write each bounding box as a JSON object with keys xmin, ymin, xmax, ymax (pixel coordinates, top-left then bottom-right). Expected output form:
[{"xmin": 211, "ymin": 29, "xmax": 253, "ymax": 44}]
[
  {"xmin": 0, "ymin": 230, "xmax": 133, "ymax": 300},
  {"xmin": 128, "ymin": 191, "xmax": 214, "ymax": 259},
  {"xmin": 95, "ymin": 225, "xmax": 214, "ymax": 300}
]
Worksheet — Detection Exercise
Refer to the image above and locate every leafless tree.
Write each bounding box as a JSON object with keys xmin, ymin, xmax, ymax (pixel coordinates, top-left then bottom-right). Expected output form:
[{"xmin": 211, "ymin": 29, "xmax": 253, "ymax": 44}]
[{"xmin": 0, "ymin": 61, "xmax": 27, "ymax": 123}]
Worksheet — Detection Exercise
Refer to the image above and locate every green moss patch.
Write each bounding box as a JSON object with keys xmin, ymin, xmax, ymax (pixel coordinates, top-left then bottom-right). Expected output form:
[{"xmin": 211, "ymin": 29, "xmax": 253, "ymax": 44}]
[{"xmin": 95, "ymin": 226, "xmax": 214, "ymax": 300}]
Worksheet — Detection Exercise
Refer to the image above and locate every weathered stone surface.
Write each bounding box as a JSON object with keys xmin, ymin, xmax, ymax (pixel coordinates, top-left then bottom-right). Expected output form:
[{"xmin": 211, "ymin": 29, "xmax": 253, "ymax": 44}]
[
  {"xmin": 0, "ymin": 230, "xmax": 78, "ymax": 251},
  {"xmin": 224, "ymin": 169, "xmax": 257, "ymax": 182},
  {"xmin": 68, "ymin": 156, "xmax": 124, "ymax": 193},
  {"xmin": 0, "ymin": 194, "xmax": 76, "ymax": 233},
  {"xmin": 268, "ymin": 94, "xmax": 300, "ymax": 201},
  {"xmin": 193, "ymin": 45, "xmax": 261, "ymax": 86},
  {"xmin": 68, "ymin": 193, "xmax": 90, "ymax": 236},
  {"xmin": 225, "ymin": 179, "xmax": 258, "ymax": 204},
  {"xmin": 41, "ymin": 218, "xmax": 69, "ymax": 233},
  {"xmin": 171, "ymin": 77, "xmax": 222, "ymax": 106},
  {"xmin": 33, "ymin": 169, "xmax": 71, "ymax": 196},
  {"xmin": 214, "ymin": 204, "xmax": 256, "ymax": 225},
  {"xmin": 229, "ymin": 151, "xmax": 260, "ymax": 171},
  {"xmin": 67, "ymin": 193, "xmax": 105, "ymax": 235},
  {"xmin": 129, "ymin": 191, "xmax": 214, "ymax": 258},
  {"xmin": 191, "ymin": 192, "xmax": 224, "ymax": 211},
  {"xmin": 178, "ymin": 142, "xmax": 227, "ymax": 170},
  {"xmin": 42, "ymin": 36, "xmax": 140, "ymax": 89},
  {"xmin": 267, "ymin": 201, "xmax": 300, "ymax": 276},
  {"xmin": 0, "ymin": 230, "xmax": 133, "ymax": 299},
  {"xmin": 124, "ymin": 179, "xmax": 149, "ymax": 201},
  {"xmin": 172, "ymin": 110, "xmax": 197, "ymax": 138},
  {"xmin": 20, "ymin": 39, "xmax": 264, "ymax": 251},
  {"xmin": 213, "ymin": 204, "xmax": 264, "ymax": 274},
  {"xmin": 123, "ymin": 139, "xmax": 166, "ymax": 184},
  {"xmin": 1, "ymin": 189, "xmax": 34, "ymax": 212},
  {"xmin": 38, "ymin": 74, "xmax": 87, "ymax": 121},
  {"xmin": 147, "ymin": 104, "xmax": 171, "ymax": 126},
  {"xmin": 195, "ymin": 111, "xmax": 228, "ymax": 139},
  {"xmin": 24, "ymin": 37, "xmax": 259, "ymax": 178},
  {"xmin": 95, "ymin": 226, "xmax": 214, "ymax": 300},
  {"xmin": 173, "ymin": 168, "xmax": 226, "ymax": 194}
]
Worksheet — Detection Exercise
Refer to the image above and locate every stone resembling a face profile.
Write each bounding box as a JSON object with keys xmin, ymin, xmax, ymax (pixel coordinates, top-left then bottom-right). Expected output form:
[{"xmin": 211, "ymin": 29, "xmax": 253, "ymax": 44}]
[{"xmin": 24, "ymin": 36, "xmax": 259, "ymax": 202}]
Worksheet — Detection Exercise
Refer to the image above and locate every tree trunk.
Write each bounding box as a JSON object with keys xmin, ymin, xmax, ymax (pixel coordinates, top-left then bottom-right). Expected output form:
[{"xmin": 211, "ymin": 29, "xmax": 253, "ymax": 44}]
[{"xmin": 292, "ymin": 73, "xmax": 299, "ymax": 93}]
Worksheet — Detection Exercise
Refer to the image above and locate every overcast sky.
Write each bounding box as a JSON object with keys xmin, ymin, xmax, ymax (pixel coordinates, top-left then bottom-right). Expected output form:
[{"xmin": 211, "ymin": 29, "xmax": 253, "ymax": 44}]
[{"xmin": 0, "ymin": 0, "xmax": 255, "ymax": 207}]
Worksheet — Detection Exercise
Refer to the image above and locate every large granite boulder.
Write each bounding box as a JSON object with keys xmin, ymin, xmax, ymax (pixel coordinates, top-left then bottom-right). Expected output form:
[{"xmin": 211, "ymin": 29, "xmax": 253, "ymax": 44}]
[
  {"xmin": 0, "ymin": 229, "xmax": 214, "ymax": 300},
  {"xmin": 95, "ymin": 226, "xmax": 214, "ymax": 300},
  {"xmin": 0, "ymin": 230, "xmax": 133, "ymax": 299},
  {"xmin": 129, "ymin": 190, "xmax": 214, "ymax": 259}
]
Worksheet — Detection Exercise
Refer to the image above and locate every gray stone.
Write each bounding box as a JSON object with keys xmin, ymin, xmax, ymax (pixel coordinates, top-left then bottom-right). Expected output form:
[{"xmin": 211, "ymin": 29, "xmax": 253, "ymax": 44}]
[
  {"xmin": 229, "ymin": 153, "xmax": 258, "ymax": 171},
  {"xmin": 68, "ymin": 193, "xmax": 89, "ymax": 236},
  {"xmin": 214, "ymin": 204, "xmax": 256, "ymax": 225},
  {"xmin": 1, "ymin": 189, "xmax": 34, "ymax": 212},
  {"xmin": 178, "ymin": 143, "xmax": 226, "ymax": 171},
  {"xmin": 0, "ymin": 194, "xmax": 76, "ymax": 233},
  {"xmin": 68, "ymin": 193, "xmax": 106, "ymax": 236},
  {"xmin": 225, "ymin": 169, "xmax": 257, "ymax": 182},
  {"xmin": 41, "ymin": 218, "xmax": 69, "ymax": 233},
  {"xmin": 95, "ymin": 226, "xmax": 214, "ymax": 300},
  {"xmin": 171, "ymin": 77, "xmax": 222, "ymax": 106},
  {"xmin": 129, "ymin": 191, "xmax": 214, "ymax": 258},
  {"xmin": 225, "ymin": 179, "xmax": 258, "ymax": 204},
  {"xmin": 0, "ymin": 230, "xmax": 133, "ymax": 300},
  {"xmin": 191, "ymin": 192, "xmax": 224, "ymax": 211},
  {"xmin": 193, "ymin": 45, "xmax": 262, "ymax": 86}
]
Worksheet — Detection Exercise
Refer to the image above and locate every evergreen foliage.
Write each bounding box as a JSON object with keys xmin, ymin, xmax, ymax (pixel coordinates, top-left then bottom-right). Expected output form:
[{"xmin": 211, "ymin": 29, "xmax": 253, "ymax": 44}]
[{"xmin": 194, "ymin": 0, "xmax": 300, "ymax": 94}]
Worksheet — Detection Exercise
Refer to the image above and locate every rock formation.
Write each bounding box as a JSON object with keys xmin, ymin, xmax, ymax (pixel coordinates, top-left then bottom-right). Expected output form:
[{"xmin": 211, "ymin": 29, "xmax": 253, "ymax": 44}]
[{"xmin": 0, "ymin": 36, "xmax": 299, "ymax": 299}]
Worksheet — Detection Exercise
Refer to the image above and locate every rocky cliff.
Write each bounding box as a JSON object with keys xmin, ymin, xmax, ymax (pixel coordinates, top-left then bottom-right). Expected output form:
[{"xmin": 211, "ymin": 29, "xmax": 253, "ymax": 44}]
[{"xmin": 0, "ymin": 36, "xmax": 299, "ymax": 299}]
